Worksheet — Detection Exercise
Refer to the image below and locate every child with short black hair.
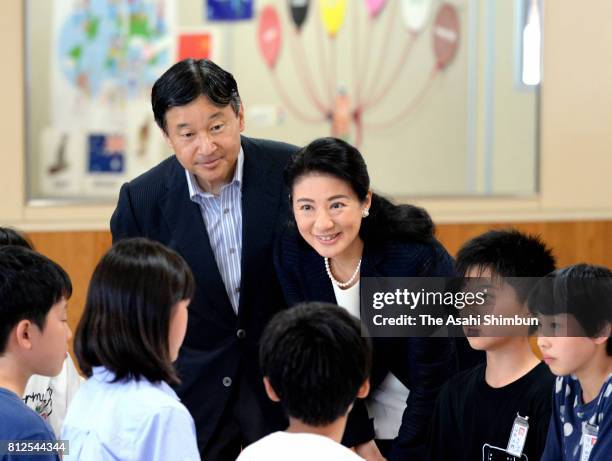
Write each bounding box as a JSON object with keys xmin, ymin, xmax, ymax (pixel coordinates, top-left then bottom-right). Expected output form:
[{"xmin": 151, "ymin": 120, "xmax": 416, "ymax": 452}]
[
  {"xmin": 530, "ymin": 263, "xmax": 612, "ymax": 461},
  {"xmin": 0, "ymin": 245, "xmax": 73, "ymax": 460},
  {"xmin": 0, "ymin": 226, "xmax": 82, "ymax": 437},
  {"xmin": 61, "ymin": 238, "xmax": 199, "ymax": 460},
  {"xmin": 428, "ymin": 229, "xmax": 556, "ymax": 461},
  {"xmin": 237, "ymin": 302, "xmax": 372, "ymax": 460}
]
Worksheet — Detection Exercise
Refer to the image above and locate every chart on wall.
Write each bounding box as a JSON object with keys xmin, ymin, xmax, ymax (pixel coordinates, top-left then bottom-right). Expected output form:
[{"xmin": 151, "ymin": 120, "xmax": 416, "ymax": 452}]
[{"xmin": 35, "ymin": 0, "xmax": 176, "ymax": 200}]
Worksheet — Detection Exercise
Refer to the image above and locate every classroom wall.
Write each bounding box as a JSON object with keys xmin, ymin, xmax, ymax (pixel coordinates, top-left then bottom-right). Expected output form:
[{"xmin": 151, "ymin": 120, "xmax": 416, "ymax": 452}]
[{"xmin": 2, "ymin": 0, "xmax": 612, "ymax": 230}]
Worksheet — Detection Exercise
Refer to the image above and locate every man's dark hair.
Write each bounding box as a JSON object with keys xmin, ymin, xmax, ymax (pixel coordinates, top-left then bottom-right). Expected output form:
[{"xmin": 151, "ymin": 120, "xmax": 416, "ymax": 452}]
[
  {"xmin": 259, "ymin": 302, "xmax": 372, "ymax": 426},
  {"xmin": 0, "ymin": 246, "xmax": 72, "ymax": 354},
  {"xmin": 528, "ymin": 264, "xmax": 612, "ymax": 355},
  {"xmin": 455, "ymin": 229, "xmax": 556, "ymax": 303},
  {"xmin": 75, "ymin": 238, "xmax": 195, "ymax": 385},
  {"xmin": 0, "ymin": 227, "xmax": 33, "ymax": 249},
  {"xmin": 152, "ymin": 58, "xmax": 242, "ymax": 133}
]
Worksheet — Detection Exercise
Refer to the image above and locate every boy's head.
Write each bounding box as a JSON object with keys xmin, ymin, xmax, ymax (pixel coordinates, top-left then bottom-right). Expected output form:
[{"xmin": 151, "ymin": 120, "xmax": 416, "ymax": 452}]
[
  {"xmin": 260, "ymin": 302, "xmax": 372, "ymax": 427},
  {"xmin": 0, "ymin": 227, "xmax": 33, "ymax": 249},
  {"xmin": 0, "ymin": 246, "xmax": 72, "ymax": 377},
  {"xmin": 530, "ymin": 264, "xmax": 612, "ymax": 376},
  {"xmin": 456, "ymin": 229, "xmax": 556, "ymax": 349}
]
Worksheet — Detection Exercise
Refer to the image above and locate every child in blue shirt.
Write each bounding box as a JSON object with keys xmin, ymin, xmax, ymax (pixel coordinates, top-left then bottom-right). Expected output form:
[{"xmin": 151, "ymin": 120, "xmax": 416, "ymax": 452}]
[
  {"xmin": 61, "ymin": 238, "xmax": 200, "ymax": 461},
  {"xmin": 530, "ymin": 264, "xmax": 612, "ymax": 460},
  {"xmin": 0, "ymin": 226, "xmax": 83, "ymax": 437},
  {"xmin": 0, "ymin": 246, "xmax": 73, "ymax": 461}
]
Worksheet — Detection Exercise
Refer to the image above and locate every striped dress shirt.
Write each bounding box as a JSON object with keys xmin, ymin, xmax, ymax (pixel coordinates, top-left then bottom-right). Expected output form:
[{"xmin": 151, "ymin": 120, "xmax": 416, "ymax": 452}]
[{"xmin": 185, "ymin": 148, "xmax": 244, "ymax": 313}]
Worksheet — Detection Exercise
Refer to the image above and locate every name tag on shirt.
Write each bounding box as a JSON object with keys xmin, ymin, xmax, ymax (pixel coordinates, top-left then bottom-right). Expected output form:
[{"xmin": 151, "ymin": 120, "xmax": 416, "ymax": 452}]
[
  {"xmin": 580, "ymin": 423, "xmax": 598, "ymax": 461},
  {"xmin": 506, "ymin": 414, "xmax": 529, "ymax": 458}
]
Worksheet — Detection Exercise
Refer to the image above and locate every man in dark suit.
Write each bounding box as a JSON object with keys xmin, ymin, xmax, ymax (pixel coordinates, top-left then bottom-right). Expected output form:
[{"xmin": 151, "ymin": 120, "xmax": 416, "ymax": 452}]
[{"xmin": 110, "ymin": 59, "xmax": 297, "ymax": 460}]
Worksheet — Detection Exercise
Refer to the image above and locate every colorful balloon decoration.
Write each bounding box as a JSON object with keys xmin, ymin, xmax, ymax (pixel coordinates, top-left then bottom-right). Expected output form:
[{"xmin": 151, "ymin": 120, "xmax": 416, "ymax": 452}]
[
  {"xmin": 364, "ymin": 0, "xmax": 387, "ymax": 18},
  {"xmin": 258, "ymin": 6, "xmax": 282, "ymax": 69},
  {"xmin": 319, "ymin": 0, "xmax": 347, "ymax": 37},
  {"xmin": 289, "ymin": 0, "xmax": 310, "ymax": 30},
  {"xmin": 432, "ymin": 3, "xmax": 459, "ymax": 69},
  {"xmin": 400, "ymin": 0, "xmax": 433, "ymax": 33}
]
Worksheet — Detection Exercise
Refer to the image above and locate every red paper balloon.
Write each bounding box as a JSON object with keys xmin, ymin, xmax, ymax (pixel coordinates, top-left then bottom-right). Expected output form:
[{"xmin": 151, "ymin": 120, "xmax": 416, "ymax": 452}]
[
  {"xmin": 258, "ymin": 6, "xmax": 282, "ymax": 68},
  {"xmin": 432, "ymin": 3, "xmax": 459, "ymax": 69}
]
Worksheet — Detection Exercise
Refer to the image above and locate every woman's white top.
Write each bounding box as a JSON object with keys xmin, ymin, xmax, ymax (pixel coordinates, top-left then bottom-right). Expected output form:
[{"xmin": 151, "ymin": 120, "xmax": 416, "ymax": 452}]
[{"xmin": 332, "ymin": 280, "xmax": 410, "ymax": 440}]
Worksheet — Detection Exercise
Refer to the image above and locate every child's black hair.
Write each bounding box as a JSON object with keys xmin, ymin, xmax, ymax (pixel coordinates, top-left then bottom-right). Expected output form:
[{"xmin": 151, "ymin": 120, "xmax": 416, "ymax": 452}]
[
  {"xmin": 456, "ymin": 229, "xmax": 556, "ymax": 303},
  {"xmin": 528, "ymin": 264, "xmax": 612, "ymax": 355},
  {"xmin": 75, "ymin": 238, "xmax": 195, "ymax": 385},
  {"xmin": 259, "ymin": 302, "xmax": 372, "ymax": 426},
  {"xmin": 0, "ymin": 227, "xmax": 33, "ymax": 249},
  {"xmin": 0, "ymin": 246, "xmax": 72, "ymax": 354}
]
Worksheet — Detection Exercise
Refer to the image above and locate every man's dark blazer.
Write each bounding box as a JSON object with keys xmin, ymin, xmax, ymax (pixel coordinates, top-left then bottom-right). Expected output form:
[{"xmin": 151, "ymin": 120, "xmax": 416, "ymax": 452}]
[
  {"xmin": 110, "ymin": 136, "xmax": 297, "ymax": 452},
  {"xmin": 274, "ymin": 228, "xmax": 457, "ymax": 461}
]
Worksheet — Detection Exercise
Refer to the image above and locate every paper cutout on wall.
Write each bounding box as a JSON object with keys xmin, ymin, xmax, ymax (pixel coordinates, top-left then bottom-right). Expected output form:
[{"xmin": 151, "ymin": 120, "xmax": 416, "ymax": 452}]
[
  {"xmin": 206, "ymin": 0, "xmax": 253, "ymax": 21},
  {"xmin": 178, "ymin": 32, "xmax": 213, "ymax": 60},
  {"xmin": 319, "ymin": 0, "xmax": 347, "ymax": 37},
  {"xmin": 400, "ymin": 0, "xmax": 433, "ymax": 32},
  {"xmin": 258, "ymin": 6, "xmax": 282, "ymax": 68},
  {"xmin": 365, "ymin": 0, "xmax": 386, "ymax": 18},
  {"xmin": 258, "ymin": 0, "xmax": 461, "ymax": 146},
  {"xmin": 88, "ymin": 134, "xmax": 125, "ymax": 173},
  {"xmin": 289, "ymin": 0, "xmax": 310, "ymax": 30},
  {"xmin": 433, "ymin": 3, "xmax": 459, "ymax": 69}
]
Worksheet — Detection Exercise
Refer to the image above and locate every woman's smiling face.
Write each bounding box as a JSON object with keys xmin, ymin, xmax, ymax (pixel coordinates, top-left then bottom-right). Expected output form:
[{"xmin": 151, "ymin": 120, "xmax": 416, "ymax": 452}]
[{"xmin": 292, "ymin": 173, "xmax": 370, "ymax": 261}]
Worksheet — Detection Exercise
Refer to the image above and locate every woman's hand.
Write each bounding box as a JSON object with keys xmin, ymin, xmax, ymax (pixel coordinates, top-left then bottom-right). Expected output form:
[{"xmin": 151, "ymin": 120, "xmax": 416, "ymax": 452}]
[{"xmin": 354, "ymin": 440, "xmax": 387, "ymax": 461}]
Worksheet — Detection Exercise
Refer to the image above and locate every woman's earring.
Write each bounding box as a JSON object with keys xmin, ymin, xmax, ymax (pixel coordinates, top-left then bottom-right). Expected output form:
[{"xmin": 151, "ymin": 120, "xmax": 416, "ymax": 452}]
[{"xmin": 362, "ymin": 208, "xmax": 370, "ymax": 218}]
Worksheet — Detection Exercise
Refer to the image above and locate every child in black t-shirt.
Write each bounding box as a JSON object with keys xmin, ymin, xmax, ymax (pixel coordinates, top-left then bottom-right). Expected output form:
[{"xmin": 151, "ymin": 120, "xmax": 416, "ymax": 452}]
[{"xmin": 427, "ymin": 229, "xmax": 556, "ymax": 461}]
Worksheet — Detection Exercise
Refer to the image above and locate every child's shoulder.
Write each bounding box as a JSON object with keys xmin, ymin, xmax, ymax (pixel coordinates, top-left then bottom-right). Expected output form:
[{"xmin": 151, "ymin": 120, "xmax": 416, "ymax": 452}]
[
  {"xmin": 238, "ymin": 432, "xmax": 363, "ymax": 461},
  {"xmin": 0, "ymin": 388, "xmax": 55, "ymax": 441}
]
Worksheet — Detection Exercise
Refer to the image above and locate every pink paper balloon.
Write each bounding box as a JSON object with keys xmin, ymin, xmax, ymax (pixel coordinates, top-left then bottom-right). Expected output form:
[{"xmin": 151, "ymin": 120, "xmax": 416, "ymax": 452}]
[
  {"xmin": 258, "ymin": 6, "xmax": 282, "ymax": 68},
  {"xmin": 365, "ymin": 0, "xmax": 386, "ymax": 18},
  {"xmin": 433, "ymin": 3, "xmax": 459, "ymax": 69}
]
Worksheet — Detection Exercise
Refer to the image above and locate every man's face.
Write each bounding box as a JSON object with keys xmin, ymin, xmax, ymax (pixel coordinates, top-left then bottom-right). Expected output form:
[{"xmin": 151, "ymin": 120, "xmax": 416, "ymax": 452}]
[{"xmin": 163, "ymin": 95, "xmax": 244, "ymax": 195}]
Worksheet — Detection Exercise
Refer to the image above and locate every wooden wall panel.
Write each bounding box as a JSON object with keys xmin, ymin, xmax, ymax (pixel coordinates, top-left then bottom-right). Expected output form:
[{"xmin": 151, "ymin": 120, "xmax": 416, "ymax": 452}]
[
  {"xmin": 27, "ymin": 232, "xmax": 112, "ymax": 350},
  {"xmin": 436, "ymin": 221, "xmax": 612, "ymax": 267},
  {"xmin": 22, "ymin": 220, "xmax": 611, "ymax": 346}
]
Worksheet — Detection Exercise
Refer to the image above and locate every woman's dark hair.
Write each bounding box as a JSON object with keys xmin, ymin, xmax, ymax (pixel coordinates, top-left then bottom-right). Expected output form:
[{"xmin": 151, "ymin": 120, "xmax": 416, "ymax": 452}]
[
  {"xmin": 0, "ymin": 227, "xmax": 33, "ymax": 250},
  {"xmin": 152, "ymin": 58, "xmax": 242, "ymax": 133},
  {"xmin": 75, "ymin": 238, "xmax": 195, "ymax": 385},
  {"xmin": 284, "ymin": 137, "xmax": 434, "ymax": 243},
  {"xmin": 260, "ymin": 302, "xmax": 372, "ymax": 426},
  {"xmin": 528, "ymin": 264, "xmax": 612, "ymax": 355}
]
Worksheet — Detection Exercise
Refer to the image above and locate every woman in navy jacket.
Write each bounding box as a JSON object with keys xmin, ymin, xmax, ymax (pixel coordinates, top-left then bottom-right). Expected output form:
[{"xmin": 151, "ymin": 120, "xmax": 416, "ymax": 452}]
[{"xmin": 274, "ymin": 137, "xmax": 456, "ymax": 461}]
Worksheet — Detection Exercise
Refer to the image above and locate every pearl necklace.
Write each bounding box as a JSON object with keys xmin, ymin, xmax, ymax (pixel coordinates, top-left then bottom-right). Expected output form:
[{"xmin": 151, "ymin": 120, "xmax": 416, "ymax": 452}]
[{"xmin": 324, "ymin": 257, "xmax": 362, "ymax": 288}]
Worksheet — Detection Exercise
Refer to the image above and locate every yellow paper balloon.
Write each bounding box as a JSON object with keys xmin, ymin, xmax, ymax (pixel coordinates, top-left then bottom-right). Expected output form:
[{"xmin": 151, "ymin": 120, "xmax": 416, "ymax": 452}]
[{"xmin": 319, "ymin": 0, "xmax": 347, "ymax": 37}]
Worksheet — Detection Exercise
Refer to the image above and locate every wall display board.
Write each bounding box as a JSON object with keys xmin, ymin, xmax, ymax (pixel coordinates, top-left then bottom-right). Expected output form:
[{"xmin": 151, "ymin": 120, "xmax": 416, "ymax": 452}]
[{"xmin": 25, "ymin": 0, "xmax": 540, "ymax": 203}]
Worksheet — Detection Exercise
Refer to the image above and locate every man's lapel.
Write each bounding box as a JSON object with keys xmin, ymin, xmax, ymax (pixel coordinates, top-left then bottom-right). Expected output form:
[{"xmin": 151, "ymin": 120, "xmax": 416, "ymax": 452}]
[
  {"xmin": 161, "ymin": 158, "xmax": 235, "ymax": 318},
  {"xmin": 238, "ymin": 137, "xmax": 283, "ymax": 313}
]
